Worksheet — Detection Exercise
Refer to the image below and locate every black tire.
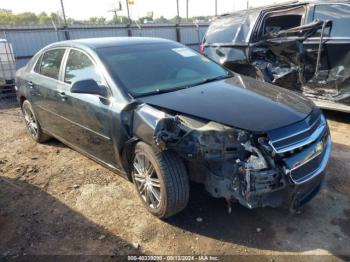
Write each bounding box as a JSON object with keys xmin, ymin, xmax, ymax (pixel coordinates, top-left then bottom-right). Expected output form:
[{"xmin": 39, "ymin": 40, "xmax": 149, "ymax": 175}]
[
  {"xmin": 21, "ymin": 100, "xmax": 51, "ymax": 143},
  {"xmin": 131, "ymin": 142, "xmax": 189, "ymax": 219}
]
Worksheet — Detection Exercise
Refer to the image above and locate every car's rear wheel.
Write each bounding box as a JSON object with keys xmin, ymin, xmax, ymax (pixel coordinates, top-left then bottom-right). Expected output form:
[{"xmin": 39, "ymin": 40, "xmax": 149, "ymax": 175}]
[
  {"xmin": 132, "ymin": 142, "xmax": 189, "ymax": 219},
  {"xmin": 21, "ymin": 100, "xmax": 51, "ymax": 143}
]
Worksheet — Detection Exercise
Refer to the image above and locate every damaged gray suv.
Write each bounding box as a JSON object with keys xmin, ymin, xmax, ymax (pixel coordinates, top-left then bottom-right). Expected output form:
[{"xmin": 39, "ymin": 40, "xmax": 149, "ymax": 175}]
[
  {"xmin": 201, "ymin": 1, "xmax": 350, "ymax": 113},
  {"xmin": 16, "ymin": 37, "xmax": 331, "ymax": 218}
]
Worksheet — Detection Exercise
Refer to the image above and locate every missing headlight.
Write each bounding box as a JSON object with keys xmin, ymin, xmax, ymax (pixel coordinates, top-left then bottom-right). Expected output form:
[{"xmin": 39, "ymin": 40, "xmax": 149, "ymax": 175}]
[{"xmin": 241, "ymin": 141, "xmax": 268, "ymax": 170}]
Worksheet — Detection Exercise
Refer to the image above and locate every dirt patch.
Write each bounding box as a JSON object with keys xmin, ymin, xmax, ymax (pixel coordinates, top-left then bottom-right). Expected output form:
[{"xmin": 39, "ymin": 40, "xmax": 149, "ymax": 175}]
[
  {"xmin": 331, "ymin": 209, "xmax": 350, "ymax": 239},
  {"xmin": 0, "ymin": 106, "xmax": 350, "ymax": 257}
]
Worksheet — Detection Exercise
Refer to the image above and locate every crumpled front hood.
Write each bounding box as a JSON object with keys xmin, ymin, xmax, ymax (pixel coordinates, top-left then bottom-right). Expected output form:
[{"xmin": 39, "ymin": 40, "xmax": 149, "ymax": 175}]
[{"xmin": 138, "ymin": 75, "xmax": 315, "ymax": 132}]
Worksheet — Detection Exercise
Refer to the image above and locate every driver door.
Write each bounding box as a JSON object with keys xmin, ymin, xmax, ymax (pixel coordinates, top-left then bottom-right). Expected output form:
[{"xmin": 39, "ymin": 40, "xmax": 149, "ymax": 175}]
[{"xmin": 56, "ymin": 48, "xmax": 117, "ymax": 166}]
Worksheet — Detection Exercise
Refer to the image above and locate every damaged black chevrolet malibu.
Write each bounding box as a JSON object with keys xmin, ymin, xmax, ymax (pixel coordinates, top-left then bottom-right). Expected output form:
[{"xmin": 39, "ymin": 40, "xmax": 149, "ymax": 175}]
[
  {"xmin": 16, "ymin": 37, "xmax": 331, "ymax": 218},
  {"xmin": 201, "ymin": 1, "xmax": 350, "ymax": 113}
]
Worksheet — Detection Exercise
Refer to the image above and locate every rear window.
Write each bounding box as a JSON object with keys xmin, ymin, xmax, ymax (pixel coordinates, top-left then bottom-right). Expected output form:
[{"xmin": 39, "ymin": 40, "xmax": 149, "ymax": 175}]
[
  {"xmin": 205, "ymin": 16, "xmax": 245, "ymax": 44},
  {"xmin": 313, "ymin": 4, "xmax": 350, "ymax": 37},
  {"xmin": 204, "ymin": 10, "xmax": 258, "ymax": 45}
]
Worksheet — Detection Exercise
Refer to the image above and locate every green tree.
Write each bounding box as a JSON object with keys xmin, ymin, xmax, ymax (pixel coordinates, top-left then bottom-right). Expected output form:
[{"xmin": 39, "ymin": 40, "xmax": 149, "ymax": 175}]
[
  {"xmin": 49, "ymin": 12, "xmax": 64, "ymax": 26},
  {"xmin": 85, "ymin": 17, "xmax": 107, "ymax": 25},
  {"xmin": 0, "ymin": 9, "xmax": 14, "ymax": 25},
  {"xmin": 37, "ymin": 12, "xmax": 51, "ymax": 25},
  {"xmin": 0, "ymin": 8, "xmax": 209, "ymax": 26},
  {"xmin": 170, "ymin": 15, "xmax": 182, "ymax": 23},
  {"xmin": 15, "ymin": 12, "xmax": 38, "ymax": 25},
  {"xmin": 154, "ymin": 16, "xmax": 170, "ymax": 24},
  {"xmin": 109, "ymin": 15, "xmax": 129, "ymax": 24},
  {"xmin": 139, "ymin": 16, "xmax": 153, "ymax": 24}
]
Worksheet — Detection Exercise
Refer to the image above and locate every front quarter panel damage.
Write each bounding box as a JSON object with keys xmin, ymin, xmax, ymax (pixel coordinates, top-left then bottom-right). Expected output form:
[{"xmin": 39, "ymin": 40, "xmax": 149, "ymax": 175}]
[{"xmin": 132, "ymin": 104, "xmax": 287, "ymax": 209}]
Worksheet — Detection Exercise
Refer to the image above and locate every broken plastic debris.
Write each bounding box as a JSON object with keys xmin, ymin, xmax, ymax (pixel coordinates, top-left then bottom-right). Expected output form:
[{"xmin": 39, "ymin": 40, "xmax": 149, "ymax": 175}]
[
  {"xmin": 196, "ymin": 217, "xmax": 203, "ymax": 222},
  {"xmin": 132, "ymin": 242, "xmax": 140, "ymax": 249},
  {"xmin": 225, "ymin": 198, "xmax": 232, "ymax": 214}
]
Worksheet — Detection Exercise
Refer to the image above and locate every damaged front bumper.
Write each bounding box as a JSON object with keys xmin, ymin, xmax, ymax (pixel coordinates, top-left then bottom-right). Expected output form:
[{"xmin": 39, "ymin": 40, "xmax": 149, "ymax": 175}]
[{"xmin": 132, "ymin": 104, "xmax": 331, "ymax": 210}]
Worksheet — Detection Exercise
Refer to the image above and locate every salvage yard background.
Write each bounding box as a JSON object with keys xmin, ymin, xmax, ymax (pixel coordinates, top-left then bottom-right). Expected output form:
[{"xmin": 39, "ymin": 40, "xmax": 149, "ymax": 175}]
[
  {"xmin": 0, "ymin": 23, "xmax": 209, "ymax": 69},
  {"xmin": 1, "ymin": 101, "xmax": 350, "ymax": 258},
  {"xmin": 1, "ymin": 21, "xmax": 350, "ymax": 259}
]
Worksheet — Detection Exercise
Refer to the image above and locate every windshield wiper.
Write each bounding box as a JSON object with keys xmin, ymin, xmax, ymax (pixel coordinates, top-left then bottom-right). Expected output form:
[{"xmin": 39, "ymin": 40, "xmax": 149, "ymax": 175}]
[
  {"xmin": 187, "ymin": 73, "xmax": 233, "ymax": 88},
  {"xmin": 135, "ymin": 86, "xmax": 189, "ymax": 97},
  {"xmin": 135, "ymin": 73, "xmax": 233, "ymax": 98}
]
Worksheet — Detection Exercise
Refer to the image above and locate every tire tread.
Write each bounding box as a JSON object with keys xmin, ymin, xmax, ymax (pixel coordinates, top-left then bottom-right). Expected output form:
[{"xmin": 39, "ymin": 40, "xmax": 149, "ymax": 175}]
[{"xmin": 135, "ymin": 142, "xmax": 189, "ymax": 218}]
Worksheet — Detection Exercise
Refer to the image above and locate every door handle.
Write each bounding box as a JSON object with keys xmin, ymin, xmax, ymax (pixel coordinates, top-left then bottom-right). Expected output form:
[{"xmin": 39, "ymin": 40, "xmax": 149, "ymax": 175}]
[
  {"xmin": 27, "ymin": 81, "xmax": 34, "ymax": 88},
  {"xmin": 58, "ymin": 91, "xmax": 67, "ymax": 101}
]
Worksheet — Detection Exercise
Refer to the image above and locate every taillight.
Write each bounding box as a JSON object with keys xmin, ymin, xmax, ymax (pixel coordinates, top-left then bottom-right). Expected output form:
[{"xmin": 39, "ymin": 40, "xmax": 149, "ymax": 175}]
[{"xmin": 199, "ymin": 43, "xmax": 205, "ymax": 53}]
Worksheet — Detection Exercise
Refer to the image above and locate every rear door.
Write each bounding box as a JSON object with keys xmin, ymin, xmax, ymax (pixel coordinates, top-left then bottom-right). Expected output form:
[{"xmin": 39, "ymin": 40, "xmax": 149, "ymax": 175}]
[
  {"xmin": 28, "ymin": 48, "xmax": 67, "ymax": 135},
  {"xmin": 56, "ymin": 48, "xmax": 117, "ymax": 166},
  {"xmin": 303, "ymin": 3, "xmax": 350, "ymax": 103}
]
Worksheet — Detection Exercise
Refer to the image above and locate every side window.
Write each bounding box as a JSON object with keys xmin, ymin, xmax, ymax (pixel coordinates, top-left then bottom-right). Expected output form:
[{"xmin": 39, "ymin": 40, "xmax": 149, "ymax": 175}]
[
  {"xmin": 64, "ymin": 49, "xmax": 101, "ymax": 84},
  {"xmin": 314, "ymin": 4, "xmax": 350, "ymax": 37},
  {"xmin": 39, "ymin": 49, "xmax": 65, "ymax": 79},
  {"xmin": 260, "ymin": 6, "xmax": 306, "ymax": 38}
]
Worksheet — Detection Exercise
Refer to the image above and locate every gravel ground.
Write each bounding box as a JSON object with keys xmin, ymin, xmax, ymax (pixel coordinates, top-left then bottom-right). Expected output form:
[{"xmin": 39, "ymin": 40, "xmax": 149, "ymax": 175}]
[{"xmin": 0, "ymin": 103, "xmax": 349, "ymax": 260}]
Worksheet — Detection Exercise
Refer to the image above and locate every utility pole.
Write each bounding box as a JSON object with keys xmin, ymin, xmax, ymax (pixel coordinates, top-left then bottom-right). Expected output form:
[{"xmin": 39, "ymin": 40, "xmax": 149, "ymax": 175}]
[
  {"xmin": 59, "ymin": 0, "xmax": 69, "ymax": 39},
  {"xmin": 175, "ymin": 0, "xmax": 181, "ymax": 42},
  {"xmin": 176, "ymin": 0, "xmax": 180, "ymax": 23},
  {"xmin": 60, "ymin": 0, "xmax": 68, "ymax": 27},
  {"xmin": 215, "ymin": 0, "xmax": 217, "ymax": 16},
  {"xmin": 126, "ymin": 0, "xmax": 131, "ymax": 24},
  {"xmin": 186, "ymin": 0, "xmax": 189, "ymax": 22}
]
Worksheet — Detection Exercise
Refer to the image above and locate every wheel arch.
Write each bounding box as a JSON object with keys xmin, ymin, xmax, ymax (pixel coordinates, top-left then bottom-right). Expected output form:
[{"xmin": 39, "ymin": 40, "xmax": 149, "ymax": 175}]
[
  {"xmin": 120, "ymin": 137, "xmax": 140, "ymax": 181},
  {"xmin": 19, "ymin": 95, "xmax": 27, "ymax": 107}
]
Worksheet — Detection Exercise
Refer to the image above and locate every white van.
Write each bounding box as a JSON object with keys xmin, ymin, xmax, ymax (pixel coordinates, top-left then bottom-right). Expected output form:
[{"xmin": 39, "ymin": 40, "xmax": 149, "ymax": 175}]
[{"xmin": 0, "ymin": 39, "xmax": 16, "ymax": 88}]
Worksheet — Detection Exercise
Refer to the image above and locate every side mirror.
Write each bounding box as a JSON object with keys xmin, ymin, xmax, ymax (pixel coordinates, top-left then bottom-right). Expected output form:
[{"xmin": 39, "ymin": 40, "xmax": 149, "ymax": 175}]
[{"xmin": 71, "ymin": 79, "xmax": 107, "ymax": 97}]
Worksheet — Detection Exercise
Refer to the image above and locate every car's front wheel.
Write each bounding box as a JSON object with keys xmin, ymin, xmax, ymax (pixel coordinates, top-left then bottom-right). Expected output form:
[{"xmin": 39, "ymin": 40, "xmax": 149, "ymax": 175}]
[
  {"xmin": 132, "ymin": 142, "xmax": 189, "ymax": 219},
  {"xmin": 21, "ymin": 100, "xmax": 51, "ymax": 143}
]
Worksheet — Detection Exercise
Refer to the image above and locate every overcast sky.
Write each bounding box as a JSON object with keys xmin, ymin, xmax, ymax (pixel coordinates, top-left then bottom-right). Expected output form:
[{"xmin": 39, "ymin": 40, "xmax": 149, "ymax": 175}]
[{"xmin": 2, "ymin": 0, "xmax": 286, "ymax": 20}]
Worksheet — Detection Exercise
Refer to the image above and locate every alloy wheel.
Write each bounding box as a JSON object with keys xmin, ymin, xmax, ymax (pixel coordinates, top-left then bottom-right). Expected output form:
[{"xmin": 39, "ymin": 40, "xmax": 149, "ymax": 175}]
[
  {"xmin": 133, "ymin": 153, "xmax": 161, "ymax": 209},
  {"xmin": 23, "ymin": 104, "xmax": 38, "ymax": 138}
]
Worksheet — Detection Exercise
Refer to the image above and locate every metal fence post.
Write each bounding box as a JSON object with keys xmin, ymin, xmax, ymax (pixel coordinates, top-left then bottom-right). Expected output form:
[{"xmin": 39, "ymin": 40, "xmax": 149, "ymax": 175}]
[
  {"xmin": 175, "ymin": 24, "xmax": 181, "ymax": 43},
  {"xmin": 127, "ymin": 24, "xmax": 132, "ymax": 37},
  {"xmin": 63, "ymin": 26, "xmax": 70, "ymax": 40}
]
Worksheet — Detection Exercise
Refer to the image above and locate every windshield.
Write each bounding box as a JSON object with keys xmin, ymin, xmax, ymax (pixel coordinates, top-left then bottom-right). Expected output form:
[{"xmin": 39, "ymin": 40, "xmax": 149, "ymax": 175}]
[{"xmin": 97, "ymin": 42, "xmax": 231, "ymax": 97}]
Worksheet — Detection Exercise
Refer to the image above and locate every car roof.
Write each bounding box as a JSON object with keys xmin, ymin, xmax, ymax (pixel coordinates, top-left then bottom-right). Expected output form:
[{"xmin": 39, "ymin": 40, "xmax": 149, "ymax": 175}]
[
  {"xmin": 215, "ymin": 1, "xmax": 301, "ymax": 19},
  {"xmin": 216, "ymin": 0, "xmax": 350, "ymax": 18},
  {"xmin": 45, "ymin": 37, "xmax": 175, "ymax": 50},
  {"xmin": 206, "ymin": 0, "xmax": 350, "ymax": 45}
]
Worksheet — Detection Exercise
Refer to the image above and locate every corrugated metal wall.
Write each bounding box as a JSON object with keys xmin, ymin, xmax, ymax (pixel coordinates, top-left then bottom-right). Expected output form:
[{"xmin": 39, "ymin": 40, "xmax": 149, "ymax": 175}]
[{"xmin": 0, "ymin": 24, "xmax": 209, "ymax": 69}]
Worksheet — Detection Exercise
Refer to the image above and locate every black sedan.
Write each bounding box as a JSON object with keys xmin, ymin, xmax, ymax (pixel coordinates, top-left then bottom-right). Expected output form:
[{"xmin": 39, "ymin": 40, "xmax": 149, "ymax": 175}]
[{"xmin": 16, "ymin": 37, "xmax": 332, "ymax": 218}]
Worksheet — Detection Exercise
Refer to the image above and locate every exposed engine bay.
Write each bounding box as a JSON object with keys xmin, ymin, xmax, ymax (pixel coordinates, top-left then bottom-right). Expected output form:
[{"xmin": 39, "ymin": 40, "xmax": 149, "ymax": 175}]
[{"xmin": 131, "ymin": 103, "xmax": 331, "ymax": 210}]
